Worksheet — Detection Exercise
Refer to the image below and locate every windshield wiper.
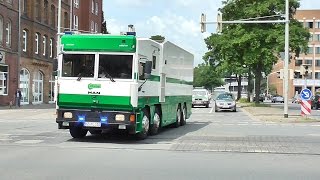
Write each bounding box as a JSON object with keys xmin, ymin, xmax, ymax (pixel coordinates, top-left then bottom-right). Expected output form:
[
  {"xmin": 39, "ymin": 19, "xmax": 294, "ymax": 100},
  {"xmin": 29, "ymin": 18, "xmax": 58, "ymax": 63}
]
[{"xmin": 105, "ymin": 71, "xmax": 115, "ymax": 82}]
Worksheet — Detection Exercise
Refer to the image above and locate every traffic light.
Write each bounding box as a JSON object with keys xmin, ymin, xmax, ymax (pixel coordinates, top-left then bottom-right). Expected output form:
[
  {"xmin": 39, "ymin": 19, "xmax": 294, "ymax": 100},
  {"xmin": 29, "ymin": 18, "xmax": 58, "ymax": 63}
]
[
  {"xmin": 200, "ymin": 13, "xmax": 206, "ymax": 33},
  {"xmin": 217, "ymin": 13, "xmax": 222, "ymax": 33}
]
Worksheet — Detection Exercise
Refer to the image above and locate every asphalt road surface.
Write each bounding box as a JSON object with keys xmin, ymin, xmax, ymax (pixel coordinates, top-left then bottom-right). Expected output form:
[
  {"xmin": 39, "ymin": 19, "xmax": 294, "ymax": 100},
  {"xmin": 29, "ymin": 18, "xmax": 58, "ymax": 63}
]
[{"xmin": 1, "ymin": 104, "xmax": 320, "ymax": 180}]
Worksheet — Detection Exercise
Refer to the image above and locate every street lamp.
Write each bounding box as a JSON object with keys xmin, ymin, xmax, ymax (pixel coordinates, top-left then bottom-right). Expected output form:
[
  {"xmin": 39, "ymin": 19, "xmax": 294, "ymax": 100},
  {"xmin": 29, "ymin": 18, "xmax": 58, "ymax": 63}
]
[{"xmin": 283, "ymin": 0, "xmax": 289, "ymax": 118}]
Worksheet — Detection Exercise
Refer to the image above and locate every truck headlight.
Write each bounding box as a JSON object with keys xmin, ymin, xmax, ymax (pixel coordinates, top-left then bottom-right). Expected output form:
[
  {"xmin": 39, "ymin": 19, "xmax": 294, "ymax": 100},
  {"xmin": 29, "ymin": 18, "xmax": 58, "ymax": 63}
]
[
  {"xmin": 115, "ymin": 114, "xmax": 125, "ymax": 121},
  {"xmin": 64, "ymin": 112, "xmax": 73, "ymax": 118}
]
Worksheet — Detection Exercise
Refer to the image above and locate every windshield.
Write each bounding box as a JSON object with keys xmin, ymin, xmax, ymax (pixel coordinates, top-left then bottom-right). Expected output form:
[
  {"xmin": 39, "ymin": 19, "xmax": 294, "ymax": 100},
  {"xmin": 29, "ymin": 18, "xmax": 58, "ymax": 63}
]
[
  {"xmin": 99, "ymin": 54, "xmax": 133, "ymax": 79},
  {"xmin": 216, "ymin": 93, "xmax": 234, "ymax": 100},
  {"xmin": 193, "ymin": 91, "xmax": 207, "ymax": 96},
  {"xmin": 61, "ymin": 54, "xmax": 133, "ymax": 80},
  {"xmin": 62, "ymin": 54, "xmax": 95, "ymax": 78}
]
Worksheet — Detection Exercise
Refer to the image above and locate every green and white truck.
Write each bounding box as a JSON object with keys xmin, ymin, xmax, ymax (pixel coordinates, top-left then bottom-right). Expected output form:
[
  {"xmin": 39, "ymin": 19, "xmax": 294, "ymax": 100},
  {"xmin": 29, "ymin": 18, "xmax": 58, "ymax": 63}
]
[{"xmin": 55, "ymin": 33, "xmax": 194, "ymax": 139}]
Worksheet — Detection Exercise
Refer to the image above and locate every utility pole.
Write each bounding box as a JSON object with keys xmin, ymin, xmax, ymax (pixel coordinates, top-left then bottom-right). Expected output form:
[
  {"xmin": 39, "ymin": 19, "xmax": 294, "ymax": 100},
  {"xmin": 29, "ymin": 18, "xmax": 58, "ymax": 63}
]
[
  {"xmin": 200, "ymin": 0, "xmax": 290, "ymax": 117},
  {"xmin": 283, "ymin": 0, "xmax": 289, "ymax": 118}
]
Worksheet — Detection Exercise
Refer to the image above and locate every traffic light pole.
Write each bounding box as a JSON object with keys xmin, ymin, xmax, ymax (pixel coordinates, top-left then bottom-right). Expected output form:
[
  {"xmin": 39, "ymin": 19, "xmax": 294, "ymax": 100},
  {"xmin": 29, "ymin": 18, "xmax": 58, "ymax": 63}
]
[{"xmin": 200, "ymin": 0, "xmax": 290, "ymax": 118}]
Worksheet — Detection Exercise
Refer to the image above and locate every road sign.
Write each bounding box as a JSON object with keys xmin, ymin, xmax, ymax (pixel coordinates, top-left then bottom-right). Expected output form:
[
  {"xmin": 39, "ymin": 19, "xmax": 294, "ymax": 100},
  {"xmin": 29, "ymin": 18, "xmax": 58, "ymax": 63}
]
[
  {"xmin": 301, "ymin": 100, "xmax": 311, "ymax": 116},
  {"xmin": 300, "ymin": 88, "xmax": 312, "ymax": 100}
]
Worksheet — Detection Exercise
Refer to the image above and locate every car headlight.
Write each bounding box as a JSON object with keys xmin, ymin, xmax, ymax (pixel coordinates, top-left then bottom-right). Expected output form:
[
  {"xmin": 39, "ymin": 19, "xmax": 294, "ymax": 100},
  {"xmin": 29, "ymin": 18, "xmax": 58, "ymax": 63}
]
[
  {"xmin": 63, "ymin": 112, "xmax": 73, "ymax": 119},
  {"xmin": 115, "ymin": 114, "xmax": 125, "ymax": 121}
]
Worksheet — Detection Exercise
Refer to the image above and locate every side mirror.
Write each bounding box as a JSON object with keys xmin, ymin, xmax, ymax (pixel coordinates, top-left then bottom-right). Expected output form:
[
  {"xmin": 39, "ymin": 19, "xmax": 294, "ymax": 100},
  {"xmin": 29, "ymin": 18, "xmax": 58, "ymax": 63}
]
[{"xmin": 144, "ymin": 61, "xmax": 152, "ymax": 79}]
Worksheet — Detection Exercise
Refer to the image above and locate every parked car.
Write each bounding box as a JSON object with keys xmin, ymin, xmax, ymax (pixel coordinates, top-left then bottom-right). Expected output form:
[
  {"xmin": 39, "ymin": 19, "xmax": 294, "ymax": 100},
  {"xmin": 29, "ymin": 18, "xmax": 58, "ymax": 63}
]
[
  {"xmin": 192, "ymin": 89, "xmax": 210, "ymax": 108},
  {"xmin": 272, "ymin": 95, "xmax": 284, "ymax": 103},
  {"xmin": 311, "ymin": 95, "xmax": 320, "ymax": 109},
  {"xmin": 214, "ymin": 93, "xmax": 236, "ymax": 112}
]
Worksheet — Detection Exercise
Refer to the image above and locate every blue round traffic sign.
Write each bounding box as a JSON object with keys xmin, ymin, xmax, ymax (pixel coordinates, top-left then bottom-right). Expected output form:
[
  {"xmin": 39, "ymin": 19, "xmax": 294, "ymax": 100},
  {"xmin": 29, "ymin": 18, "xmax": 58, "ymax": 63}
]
[{"xmin": 300, "ymin": 88, "xmax": 312, "ymax": 100}]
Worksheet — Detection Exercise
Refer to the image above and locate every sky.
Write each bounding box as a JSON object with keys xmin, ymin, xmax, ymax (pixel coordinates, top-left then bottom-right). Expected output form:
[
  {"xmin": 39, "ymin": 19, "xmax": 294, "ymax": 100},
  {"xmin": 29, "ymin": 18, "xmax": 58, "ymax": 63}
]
[{"xmin": 103, "ymin": 0, "xmax": 320, "ymax": 67}]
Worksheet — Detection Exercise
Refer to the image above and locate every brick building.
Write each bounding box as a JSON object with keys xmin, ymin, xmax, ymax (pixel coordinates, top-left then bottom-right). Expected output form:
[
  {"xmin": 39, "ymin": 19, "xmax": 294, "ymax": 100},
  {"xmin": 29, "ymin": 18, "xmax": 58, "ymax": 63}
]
[
  {"xmin": 268, "ymin": 10, "xmax": 320, "ymax": 98},
  {"xmin": 0, "ymin": 0, "xmax": 103, "ymax": 106},
  {"xmin": 0, "ymin": 0, "xmax": 19, "ymax": 105}
]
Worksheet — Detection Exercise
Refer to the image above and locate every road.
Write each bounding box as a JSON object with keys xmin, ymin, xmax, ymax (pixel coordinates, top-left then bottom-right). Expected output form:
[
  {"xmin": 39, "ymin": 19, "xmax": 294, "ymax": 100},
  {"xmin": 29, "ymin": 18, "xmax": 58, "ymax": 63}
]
[{"xmin": 1, "ymin": 104, "xmax": 320, "ymax": 179}]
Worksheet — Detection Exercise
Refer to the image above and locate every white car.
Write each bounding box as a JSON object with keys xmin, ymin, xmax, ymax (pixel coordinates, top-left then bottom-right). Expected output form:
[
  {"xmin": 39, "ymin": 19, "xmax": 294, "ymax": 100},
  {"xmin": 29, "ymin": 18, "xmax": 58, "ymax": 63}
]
[{"xmin": 272, "ymin": 96, "xmax": 284, "ymax": 103}]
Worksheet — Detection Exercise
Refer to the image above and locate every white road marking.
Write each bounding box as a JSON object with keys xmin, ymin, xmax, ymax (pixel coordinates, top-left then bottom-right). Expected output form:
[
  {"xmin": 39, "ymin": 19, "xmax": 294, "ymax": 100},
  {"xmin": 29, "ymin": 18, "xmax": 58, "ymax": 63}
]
[
  {"xmin": 15, "ymin": 140, "xmax": 44, "ymax": 144},
  {"xmin": 311, "ymin": 124, "xmax": 320, "ymax": 127}
]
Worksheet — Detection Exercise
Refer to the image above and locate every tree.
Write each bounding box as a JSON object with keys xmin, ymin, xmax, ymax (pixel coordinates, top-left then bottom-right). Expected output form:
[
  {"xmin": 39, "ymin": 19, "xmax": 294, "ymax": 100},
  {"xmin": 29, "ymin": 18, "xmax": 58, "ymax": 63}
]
[
  {"xmin": 204, "ymin": 0, "xmax": 310, "ymax": 103},
  {"xmin": 193, "ymin": 63, "xmax": 224, "ymax": 90},
  {"xmin": 150, "ymin": 35, "xmax": 165, "ymax": 43},
  {"xmin": 101, "ymin": 11, "xmax": 109, "ymax": 34}
]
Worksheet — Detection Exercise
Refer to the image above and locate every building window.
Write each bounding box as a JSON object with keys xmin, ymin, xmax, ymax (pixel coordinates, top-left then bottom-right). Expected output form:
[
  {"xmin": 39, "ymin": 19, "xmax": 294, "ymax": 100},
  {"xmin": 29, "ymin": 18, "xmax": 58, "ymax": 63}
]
[
  {"xmin": 51, "ymin": 5, "xmax": 56, "ymax": 27},
  {"xmin": 22, "ymin": 30, "xmax": 27, "ymax": 52},
  {"xmin": 35, "ymin": 33, "xmax": 39, "ymax": 54},
  {"xmin": 64, "ymin": 12, "xmax": 68, "ymax": 29},
  {"xmin": 316, "ymin": 59, "xmax": 320, "ymax": 67},
  {"xmin": 74, "ymin": 0, "xmax": 79, "ymax": 8},
  {"xmin": 95, "ymin": 23, "xmax": 98, "ymax": 33},
  {"xmin": 44, "ymin": 0, "xmax": 49, "ymax": 24},
  {"xmin": 49, "ymin": 75, "xmax": 55, "ymax": 103},
  {"xmin": 33, "ymin": 71, "xmax": 44, "ymax": 104},
  {"xmin": 0, "ymin": 16, "xmax": 3, "ymax": 45},
  {"xmin": 43, "ymin": 36, "xmax": 46, "ymax": 56},
  {"xmin": 20, "ymin": 68, "xmax": 30, "ymax": 104},
  {"xmin": 295, "ymin": 59, "xmax": 303, "ymax": 66},
  {"xmin": 316, "ymin": 22, "xmax": 320, "ymax": 29},
  {"xmin": 0, "ymin": 65, "xmax": 8, "ymax": 95},
  {"xmin": 50, "ymin": 38, "xmax": 53, "ymax": 58},
  {"xmin": 309, "ymin": 33, "xmax": 313, "ymax": 41},
  {"xmin": 5, "ymin": 21, "xmax": 11, "ymax": 47},
  {"xmin": 305, "ymin": 59, "xmax": 312, "ymax": 66},
  {"xmin": 92, "ymin": 0, "xmax": 95, "ymax": 14},
  {"xmin": 308, "ymin": 47, "xmax": 313, "ymax": 54},
  {"xmin": 91, "ymin": 21, "xmax": 94, "ymax": 32},
  {"xmin": 35, "ymin": 0, "xmax": 41, "ymax": 21},
  {"xmin": 316, "ymin": 47, "xmax": 320, "ymax": 54},
  {"xmin": 316, "ymin": 72, "xmax": 320, "ymax": 79},
  {"xmin": 23, "ymin": 0, "xmax": 27, "ymax": 13},
  {"xmin": 316, "ymin": 34, "xmax": 320, "ymax": 41},
  {"xmin": 308, "ymin": 22, "xmax": 314, "ymax": 29},
  {"xmin": 73, "ymin": 15, "xmax": 78, "ymax": 30},
  {"xmin": 95, "ymin": 2, "xmax": 98, "ymax": 15}
]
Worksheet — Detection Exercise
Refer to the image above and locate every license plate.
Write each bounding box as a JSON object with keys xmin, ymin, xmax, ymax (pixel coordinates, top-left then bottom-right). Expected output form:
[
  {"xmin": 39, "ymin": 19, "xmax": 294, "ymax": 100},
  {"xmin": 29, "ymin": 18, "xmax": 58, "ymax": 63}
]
[
  {"xmin": 118, "ymin": 125, "xmax": 126, "ymax": 129},
  {"xmin": 84, "ymin": 122, "xmax": 101, "ymax": 127}
]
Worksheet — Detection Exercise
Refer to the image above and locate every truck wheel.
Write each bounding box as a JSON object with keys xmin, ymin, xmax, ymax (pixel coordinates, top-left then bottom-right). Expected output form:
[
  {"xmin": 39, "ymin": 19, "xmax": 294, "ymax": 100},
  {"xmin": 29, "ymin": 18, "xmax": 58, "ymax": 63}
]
[
  {"xmin": 150, "ymin": 108, "xmax": 161, "ymax": 135},
  {"xmin": 174, "ymin": 106, "xmax": 182, "ymax": 128},
  {"xmin": 89, "ymin": 130, "xmax": 102, "ymax": 135},
  {"xmin": 180, "ymin": 105, "xmax": 187, "ymax": 126},
  {"xmin": 136, "ymin": 109, "xmax": 150, "ymax": 140},
  {"xmin": 69, "ymin": 126, "xmax": 88, "ymax": 138}
]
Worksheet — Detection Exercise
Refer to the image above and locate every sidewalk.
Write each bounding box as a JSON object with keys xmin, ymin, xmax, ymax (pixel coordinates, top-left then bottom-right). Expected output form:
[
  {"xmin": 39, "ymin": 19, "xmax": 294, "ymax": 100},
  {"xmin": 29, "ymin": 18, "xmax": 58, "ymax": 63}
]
[
  {"xmin": 0, "ymin": 103, "xmax": 55, "ymax": 110},
  {"xmin": 238, "ymin": 103, "xmax": 320, "ymax": 123}
]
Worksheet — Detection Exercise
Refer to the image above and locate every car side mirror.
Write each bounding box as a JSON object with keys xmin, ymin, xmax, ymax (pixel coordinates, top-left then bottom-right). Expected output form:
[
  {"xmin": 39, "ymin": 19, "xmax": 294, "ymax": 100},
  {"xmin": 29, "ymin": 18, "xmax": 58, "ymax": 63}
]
[{"xmin": 144, "ymin": 61, "xmax": 152, "ymax": 79}]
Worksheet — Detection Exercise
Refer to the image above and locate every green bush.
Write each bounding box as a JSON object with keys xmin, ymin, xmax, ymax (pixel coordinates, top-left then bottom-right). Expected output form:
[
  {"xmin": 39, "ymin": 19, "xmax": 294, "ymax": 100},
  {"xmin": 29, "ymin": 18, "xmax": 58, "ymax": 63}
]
[{"xmin": 238, "ymin": 98, "xmax": 249, "ymax": 103}]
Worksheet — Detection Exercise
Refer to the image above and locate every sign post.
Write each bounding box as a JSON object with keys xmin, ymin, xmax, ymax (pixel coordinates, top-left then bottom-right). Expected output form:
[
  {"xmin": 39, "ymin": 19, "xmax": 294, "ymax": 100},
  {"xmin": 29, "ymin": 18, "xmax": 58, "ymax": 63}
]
[{"xmin": 300, "ymin": 88, "xmax": 312, "ymax": 117}]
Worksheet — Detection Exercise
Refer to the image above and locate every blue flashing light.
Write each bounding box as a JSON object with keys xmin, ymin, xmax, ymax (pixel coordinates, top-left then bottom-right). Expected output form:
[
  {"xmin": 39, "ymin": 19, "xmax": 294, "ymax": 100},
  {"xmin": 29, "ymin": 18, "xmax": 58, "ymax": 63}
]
[
  {"xmin": 77, "ymin": 115, "xmax": 86, "ymax": 122},
  {"xmin": 126, "ymin": 32, "xmax": 136, "ymax": 36},
  {"xmin": 100, "ymin": 115, "xmax": 108, "ymax": 124},
  {"xmin": 64, "ymin": 31, "xmax": 73, "ymax": 35}
]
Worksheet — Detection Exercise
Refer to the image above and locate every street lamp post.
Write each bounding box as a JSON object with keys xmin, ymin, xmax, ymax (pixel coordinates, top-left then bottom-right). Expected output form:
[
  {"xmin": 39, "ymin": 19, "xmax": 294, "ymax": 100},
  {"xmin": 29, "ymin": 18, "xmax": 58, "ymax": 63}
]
[{"xmin": 283, "ymin": 0, "xmax": 289, "ymax": 118}]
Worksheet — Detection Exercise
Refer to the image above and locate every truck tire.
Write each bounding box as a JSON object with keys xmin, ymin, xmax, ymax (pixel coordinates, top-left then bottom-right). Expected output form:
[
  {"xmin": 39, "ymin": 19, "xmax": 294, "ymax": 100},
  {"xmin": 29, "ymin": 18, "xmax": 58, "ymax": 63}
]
[
  {"xmin": 180, "ymin": 105, "xmax": 187, "ymax": 126},
  {"xmin": 150, "ymin": 108, "xmax": 161, "ymax": 135},
  {"xmin": 69, "ymin": 126, "xmax": 88, "ymax": 138},
  {"xmin": 136, "ymin": 109, "xmax": 150, "ymax": 140},
  {"xmin": 174, "ymin": 106, "xmax": 182, "ymax": 128}
]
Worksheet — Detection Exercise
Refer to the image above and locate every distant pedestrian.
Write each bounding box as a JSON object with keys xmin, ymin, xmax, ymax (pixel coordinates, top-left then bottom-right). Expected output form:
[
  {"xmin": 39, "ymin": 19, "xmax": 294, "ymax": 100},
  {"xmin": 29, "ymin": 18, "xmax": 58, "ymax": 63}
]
[{"xmin": 15, "ymin": 88, "xmax": 22, "ymax": 108}]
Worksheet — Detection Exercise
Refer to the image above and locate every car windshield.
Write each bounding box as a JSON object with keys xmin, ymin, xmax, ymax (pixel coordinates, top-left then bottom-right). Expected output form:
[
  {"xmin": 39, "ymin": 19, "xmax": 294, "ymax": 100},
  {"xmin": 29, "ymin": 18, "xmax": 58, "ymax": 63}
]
[
  {"xmin": 216, "ymin": 94, "xmax": 233, "ymax": 100},
  {"xmin": 193, "ymin": 91, "xmax": 206, "ymax": 96}
]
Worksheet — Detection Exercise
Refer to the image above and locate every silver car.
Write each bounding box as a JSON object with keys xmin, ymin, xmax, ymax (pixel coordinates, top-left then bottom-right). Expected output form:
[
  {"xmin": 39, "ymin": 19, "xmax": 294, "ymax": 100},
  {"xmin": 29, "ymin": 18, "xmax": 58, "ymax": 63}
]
[{"xmin": 215, "ymin": 93, "xmax": 236, "ymax": 112}]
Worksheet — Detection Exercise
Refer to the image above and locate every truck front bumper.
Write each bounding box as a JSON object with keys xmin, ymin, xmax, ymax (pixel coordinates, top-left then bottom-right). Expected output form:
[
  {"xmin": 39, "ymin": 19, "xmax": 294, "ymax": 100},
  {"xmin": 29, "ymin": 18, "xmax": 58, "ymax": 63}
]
[{"xmin": 56, "ymin": 109, "xmax": 137, "ymax": 134}]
